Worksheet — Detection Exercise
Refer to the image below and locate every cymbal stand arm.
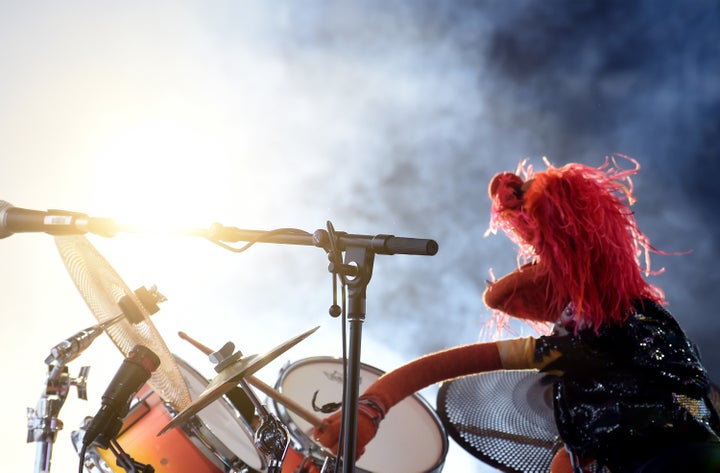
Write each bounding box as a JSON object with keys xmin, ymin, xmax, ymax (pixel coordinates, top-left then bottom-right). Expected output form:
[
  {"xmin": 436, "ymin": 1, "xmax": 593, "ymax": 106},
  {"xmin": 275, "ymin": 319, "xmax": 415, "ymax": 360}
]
[
  {"xmin": 208, "ymin": 341, "xmax": 291, "ymax": 472},
  {"xmin": 235, "ymin": 378, "xmax": 290, "ymax": 472},
  {"xmin": 253, "ymin": 405, "xmax": 290, "ymax": 473}
]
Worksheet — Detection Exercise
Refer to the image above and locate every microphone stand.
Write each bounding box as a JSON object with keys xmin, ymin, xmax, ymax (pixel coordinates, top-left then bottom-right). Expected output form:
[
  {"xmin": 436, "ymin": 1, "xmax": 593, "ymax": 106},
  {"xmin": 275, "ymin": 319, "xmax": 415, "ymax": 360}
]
[
  {"xmin": 108, "ymin": 221, "xmax": 438, "ymax": 473},
  {"xmin": 200, "ymin": 223, "xmax": 437, "ymax": 473}
]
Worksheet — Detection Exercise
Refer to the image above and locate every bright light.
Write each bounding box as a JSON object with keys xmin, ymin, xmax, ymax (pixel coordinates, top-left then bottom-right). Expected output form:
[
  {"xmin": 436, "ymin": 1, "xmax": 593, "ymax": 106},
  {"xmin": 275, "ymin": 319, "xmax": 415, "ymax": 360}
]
[{"xmin": 91, "ymin": 120, "xmax": 233, "ymax": 232}]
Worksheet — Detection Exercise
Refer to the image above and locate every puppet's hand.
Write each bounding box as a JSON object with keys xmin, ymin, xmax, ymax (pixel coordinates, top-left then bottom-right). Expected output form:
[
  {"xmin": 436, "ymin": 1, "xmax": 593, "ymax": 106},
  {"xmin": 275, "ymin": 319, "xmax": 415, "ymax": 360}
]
[
  {"xmin": 313, "ymin": 394, "xmax": 386, "ymax": 460},
  {"xmin": 313, "ymin": 343, "xmax": 504, "ymax": 460}
]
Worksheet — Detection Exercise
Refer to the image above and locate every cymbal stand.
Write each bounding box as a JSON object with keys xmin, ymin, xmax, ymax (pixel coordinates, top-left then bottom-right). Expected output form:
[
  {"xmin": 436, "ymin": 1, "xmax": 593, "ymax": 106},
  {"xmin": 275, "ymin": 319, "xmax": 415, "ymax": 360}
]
[
  {"xmin": 209, "ymin": 343, "xmax": 290, "ymax": 472},
  {"xmin": 252, "ymin": 403, "xmax": 290, "ymax": 473},
  {"xmin": 28, "ymin": 362, "xmax": 89, "ymax": 473},
  {"xmin": 30, "ymin": 312, "xmax": 133, "ymax": 473}
]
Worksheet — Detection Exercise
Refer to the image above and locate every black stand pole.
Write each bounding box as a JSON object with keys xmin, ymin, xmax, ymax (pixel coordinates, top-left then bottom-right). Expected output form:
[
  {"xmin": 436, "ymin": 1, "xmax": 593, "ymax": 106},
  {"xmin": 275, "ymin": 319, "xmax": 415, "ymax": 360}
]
[{"xmin": 339, "ymin": 246, "xmax": 375, "ymax": 473}]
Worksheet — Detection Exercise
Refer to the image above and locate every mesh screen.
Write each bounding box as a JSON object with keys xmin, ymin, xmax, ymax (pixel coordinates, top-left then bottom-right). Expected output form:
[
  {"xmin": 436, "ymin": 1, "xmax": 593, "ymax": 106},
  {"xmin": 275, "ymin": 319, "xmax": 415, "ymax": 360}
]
[
  {"xmin": 438, "ymin": 372, "xmax": 719, "ymax": 473},
  {"xmin": 54, "ymin": 235, "xmax": 191, "ymax": 410},
  {"xmin": 437, "ymin": 370, "xmax": 563, "ymax": 473}
]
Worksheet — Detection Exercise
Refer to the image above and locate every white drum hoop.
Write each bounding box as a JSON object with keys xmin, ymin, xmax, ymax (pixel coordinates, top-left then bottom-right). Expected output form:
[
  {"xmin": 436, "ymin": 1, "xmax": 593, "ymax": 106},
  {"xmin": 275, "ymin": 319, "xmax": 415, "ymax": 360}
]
[{"xmin": 272, "ymin": 356, "xmax": 448, "ymax": 473}]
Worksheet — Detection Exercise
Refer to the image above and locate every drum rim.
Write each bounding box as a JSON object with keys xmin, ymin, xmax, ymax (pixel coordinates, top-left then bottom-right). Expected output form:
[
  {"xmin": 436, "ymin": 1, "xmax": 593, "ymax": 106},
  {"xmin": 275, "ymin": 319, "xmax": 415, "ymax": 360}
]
[{"xmin": 272, "ymin": 355, "xmax": 449, "ymax": 473}]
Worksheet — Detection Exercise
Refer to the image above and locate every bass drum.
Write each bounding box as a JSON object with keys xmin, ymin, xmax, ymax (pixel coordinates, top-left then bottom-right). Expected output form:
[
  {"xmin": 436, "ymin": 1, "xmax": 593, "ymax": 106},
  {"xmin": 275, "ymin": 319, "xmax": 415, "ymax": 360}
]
[{"xmin": 273, "ymin": 357, "xmax": 448, "ymax": 473}]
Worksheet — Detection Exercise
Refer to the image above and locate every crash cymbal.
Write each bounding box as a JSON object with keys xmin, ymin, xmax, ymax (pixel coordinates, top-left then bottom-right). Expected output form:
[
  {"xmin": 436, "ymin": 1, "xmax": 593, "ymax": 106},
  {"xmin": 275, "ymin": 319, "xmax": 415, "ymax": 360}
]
[
  {"xmin": 54, "ymin": 235, "xmax": 192, "ymax": 410},
  {"xmin": 159, "ymin": 325, "xmax": 319, "ymax": 435}
]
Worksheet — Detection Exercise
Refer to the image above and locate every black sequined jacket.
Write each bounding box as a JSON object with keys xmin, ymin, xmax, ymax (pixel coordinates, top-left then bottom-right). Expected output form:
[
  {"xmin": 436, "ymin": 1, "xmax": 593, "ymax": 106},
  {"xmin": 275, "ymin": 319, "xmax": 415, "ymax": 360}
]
[{"xmin": 535, "ymin": 299, "xmax": 720, "ymax": 471}]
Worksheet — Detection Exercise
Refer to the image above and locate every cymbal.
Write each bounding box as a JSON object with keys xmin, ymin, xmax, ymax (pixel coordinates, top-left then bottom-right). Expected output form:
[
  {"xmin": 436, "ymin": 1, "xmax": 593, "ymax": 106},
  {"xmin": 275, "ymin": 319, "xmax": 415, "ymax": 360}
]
[
  {"xmin": 54, "ymin": 235, "xmax": 192, "ymax": 410},
  {"xmin": 159, "ymin": 325, "xmax": 319, "ymax": 435}
]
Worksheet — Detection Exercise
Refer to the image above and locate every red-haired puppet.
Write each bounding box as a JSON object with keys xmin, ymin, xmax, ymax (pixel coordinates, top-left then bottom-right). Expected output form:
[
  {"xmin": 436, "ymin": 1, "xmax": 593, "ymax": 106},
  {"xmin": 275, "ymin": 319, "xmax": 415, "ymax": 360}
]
[{"xmin": 314, "ymin": 157, "xmax": 720, "ymax": 472}]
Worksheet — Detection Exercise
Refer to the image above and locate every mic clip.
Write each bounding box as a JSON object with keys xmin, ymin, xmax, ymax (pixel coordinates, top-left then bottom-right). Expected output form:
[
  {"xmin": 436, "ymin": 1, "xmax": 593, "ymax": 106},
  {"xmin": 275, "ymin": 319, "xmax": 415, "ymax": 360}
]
[{"xmin": 108, "ymin": 438, "xmax": 156, "ymax": 473}]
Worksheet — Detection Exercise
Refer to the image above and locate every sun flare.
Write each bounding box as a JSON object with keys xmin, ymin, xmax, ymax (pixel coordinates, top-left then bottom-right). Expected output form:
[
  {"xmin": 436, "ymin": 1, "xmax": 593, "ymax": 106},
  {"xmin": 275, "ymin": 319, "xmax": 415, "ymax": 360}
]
[{"xmin": 91, "ymin": 121, "xmax": 233, "ymax": 232}]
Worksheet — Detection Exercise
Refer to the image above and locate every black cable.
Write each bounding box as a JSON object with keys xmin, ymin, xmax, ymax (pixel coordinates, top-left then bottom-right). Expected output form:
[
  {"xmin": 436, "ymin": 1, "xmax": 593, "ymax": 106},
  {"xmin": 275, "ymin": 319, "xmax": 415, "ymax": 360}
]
[
  {"xmin": 78, "ymin": 443, "xmax": 88, "ymax": 473},
  {"xmin": 335, "ymin": 282, "xmax": 347, "ymax": 473},
  {"xmin": 325, "ymin": 220, "xmax": 348, "ymax": 473},
  {"xmin": 207, "ymin": 228, "xmax": 312, "ymax": 253}
]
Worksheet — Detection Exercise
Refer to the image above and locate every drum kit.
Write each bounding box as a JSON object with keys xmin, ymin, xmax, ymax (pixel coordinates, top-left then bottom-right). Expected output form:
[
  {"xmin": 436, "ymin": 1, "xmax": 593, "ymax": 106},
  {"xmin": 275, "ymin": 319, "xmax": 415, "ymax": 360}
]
[
  {"xmin": 24, "ymin": 218, "xmax": 449, "ymax": 473},
  {"xmin": 27, "ymin": 211, "xmax": 695, "ymax": 473}
]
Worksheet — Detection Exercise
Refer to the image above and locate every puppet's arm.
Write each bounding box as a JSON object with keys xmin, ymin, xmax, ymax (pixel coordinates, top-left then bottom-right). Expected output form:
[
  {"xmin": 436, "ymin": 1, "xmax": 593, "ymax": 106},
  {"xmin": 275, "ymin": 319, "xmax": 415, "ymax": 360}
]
[{"xmin": 313, "ymin": 337, "xmax": 554, "ymax": 459}]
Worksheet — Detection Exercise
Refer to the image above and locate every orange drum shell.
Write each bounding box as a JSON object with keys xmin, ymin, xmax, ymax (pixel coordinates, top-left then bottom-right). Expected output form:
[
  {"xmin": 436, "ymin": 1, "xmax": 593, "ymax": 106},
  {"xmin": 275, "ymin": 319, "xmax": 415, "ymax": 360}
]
[{"xmin": 97, "ymin": 383, "xmax": 224, "ymax": 472}]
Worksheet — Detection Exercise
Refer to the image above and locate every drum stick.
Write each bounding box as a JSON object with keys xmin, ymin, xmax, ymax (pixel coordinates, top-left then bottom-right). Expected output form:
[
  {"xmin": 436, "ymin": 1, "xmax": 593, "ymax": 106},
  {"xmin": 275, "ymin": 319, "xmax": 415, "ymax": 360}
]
[{"xmin": 177, "ymin": 331, "xmax": 323, "ymax": 428}]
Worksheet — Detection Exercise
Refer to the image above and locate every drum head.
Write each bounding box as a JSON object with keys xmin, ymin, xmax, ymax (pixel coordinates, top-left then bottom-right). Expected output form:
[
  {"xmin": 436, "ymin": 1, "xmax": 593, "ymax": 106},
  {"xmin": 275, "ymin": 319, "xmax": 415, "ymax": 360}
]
[{"xmin": 274, "ymin": 357, "xmax": 448, "ymax": 473}]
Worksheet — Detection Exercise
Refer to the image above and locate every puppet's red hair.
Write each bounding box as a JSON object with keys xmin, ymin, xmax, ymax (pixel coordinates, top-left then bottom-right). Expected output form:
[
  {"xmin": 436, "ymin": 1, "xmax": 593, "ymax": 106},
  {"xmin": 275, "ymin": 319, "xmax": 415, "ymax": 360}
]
[{"xmin": 488, "ymin": 155, "xmax": 665, "ymax": 329}]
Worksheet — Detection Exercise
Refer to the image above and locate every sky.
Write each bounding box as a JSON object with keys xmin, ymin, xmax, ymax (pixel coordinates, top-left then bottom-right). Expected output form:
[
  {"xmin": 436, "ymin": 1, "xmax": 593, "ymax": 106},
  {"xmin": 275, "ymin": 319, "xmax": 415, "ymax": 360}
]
[{"xmin": 1, "ymin": 1, "xmax": 719, "ymax": 472}]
